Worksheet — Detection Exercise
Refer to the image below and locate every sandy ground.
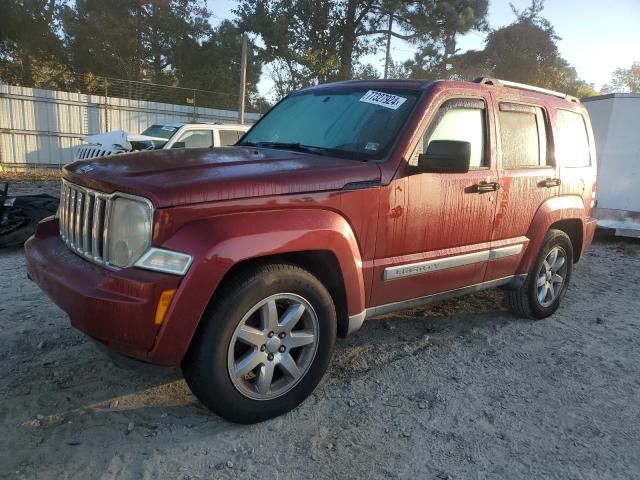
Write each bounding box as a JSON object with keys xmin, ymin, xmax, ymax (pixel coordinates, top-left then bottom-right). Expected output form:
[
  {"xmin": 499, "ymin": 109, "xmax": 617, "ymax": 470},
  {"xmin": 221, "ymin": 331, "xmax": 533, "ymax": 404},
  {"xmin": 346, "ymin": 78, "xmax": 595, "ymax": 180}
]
[{"xmin": 1, "ymin": 180, "xmax": 640, "ymax": 479}]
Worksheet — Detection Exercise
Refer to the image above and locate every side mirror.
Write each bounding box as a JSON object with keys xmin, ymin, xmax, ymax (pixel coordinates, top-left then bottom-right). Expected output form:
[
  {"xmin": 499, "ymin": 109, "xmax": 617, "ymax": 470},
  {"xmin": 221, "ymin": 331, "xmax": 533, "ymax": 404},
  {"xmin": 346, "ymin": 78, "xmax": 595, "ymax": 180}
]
[
  {"xmin": 171, "ymin": 141, "xmax": 186, "ymax": 149},
  {"xmin": 417, "ymin": 140, "xmax": 471, "ymax": 174}
]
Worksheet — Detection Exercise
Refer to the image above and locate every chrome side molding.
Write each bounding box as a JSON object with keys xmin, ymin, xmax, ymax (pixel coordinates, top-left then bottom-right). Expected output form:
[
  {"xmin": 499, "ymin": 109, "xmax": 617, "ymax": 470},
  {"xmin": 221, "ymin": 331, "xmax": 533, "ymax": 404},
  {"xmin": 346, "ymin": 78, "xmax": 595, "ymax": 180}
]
[{"xmin": 383, "ymin": 244, "xmax": 523, "ymax": 281}]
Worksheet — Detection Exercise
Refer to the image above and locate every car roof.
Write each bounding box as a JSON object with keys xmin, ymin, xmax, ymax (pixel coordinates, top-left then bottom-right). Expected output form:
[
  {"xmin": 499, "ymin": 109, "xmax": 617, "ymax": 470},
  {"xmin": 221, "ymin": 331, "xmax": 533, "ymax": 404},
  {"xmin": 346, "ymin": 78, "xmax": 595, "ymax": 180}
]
[
  {"xmin": 179, "ymin": 122, "xmax": 250, "ymax": 128},
  {"xmin": 152, "ymin": 122, "xmax": 249, "ymax": 129},
  {"xmin": 300, "ymin": 78, "xmax": 581, "ymax": 107}
]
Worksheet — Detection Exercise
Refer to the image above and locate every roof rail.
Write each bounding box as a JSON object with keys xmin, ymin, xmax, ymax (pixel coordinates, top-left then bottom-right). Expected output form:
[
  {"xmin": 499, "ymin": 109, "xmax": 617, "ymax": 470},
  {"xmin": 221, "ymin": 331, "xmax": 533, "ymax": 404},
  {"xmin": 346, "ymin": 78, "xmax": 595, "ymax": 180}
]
[{"xmin": 473, "ymin": 77, "xmax": 580, "ymax": 103}]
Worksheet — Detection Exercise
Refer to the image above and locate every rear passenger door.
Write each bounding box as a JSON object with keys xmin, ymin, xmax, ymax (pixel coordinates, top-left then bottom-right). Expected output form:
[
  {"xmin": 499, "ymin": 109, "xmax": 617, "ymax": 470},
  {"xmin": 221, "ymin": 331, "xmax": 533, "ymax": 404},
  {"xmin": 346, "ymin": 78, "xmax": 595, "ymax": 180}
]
[{"xmin": 485, "ymin": 99, "xmax": 559, "ymax": 281}]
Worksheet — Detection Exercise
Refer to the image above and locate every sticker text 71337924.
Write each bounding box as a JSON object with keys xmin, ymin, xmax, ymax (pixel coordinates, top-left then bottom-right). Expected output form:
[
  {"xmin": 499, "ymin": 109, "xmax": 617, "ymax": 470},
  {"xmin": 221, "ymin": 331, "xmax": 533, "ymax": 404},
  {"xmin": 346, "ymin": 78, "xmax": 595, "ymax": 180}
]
[{"xmin": 359, "ymin": 90, "xmax": 407, "ymax": 110}]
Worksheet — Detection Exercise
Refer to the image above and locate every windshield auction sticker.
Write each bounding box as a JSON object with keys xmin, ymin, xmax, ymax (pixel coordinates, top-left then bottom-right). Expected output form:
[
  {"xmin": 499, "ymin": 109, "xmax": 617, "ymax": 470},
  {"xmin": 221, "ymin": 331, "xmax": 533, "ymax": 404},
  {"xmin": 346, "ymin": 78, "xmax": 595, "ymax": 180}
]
[{"xmin": 359, "ymin": 90, "xmax": 407, "ymax": 110}]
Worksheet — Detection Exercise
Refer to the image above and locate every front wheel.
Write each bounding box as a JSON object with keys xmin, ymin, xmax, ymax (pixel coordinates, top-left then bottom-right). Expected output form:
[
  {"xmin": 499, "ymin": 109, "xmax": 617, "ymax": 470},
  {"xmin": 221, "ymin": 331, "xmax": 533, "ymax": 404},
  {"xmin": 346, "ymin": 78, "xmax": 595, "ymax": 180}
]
[
  {"xmin": 182, "ymin": 263, "xmax": 336, "ymax": 423},
  {"xmin": 507, "ymin": 229, "xmax": 574, "ymax": 319}
]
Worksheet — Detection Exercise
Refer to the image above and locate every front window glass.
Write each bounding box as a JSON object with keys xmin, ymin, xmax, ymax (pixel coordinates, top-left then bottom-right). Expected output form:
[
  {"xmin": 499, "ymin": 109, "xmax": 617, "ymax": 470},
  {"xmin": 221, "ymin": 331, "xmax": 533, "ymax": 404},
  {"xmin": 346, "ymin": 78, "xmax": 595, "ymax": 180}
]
[
  {"xmin": 239, "ymin": 89, "xmax": 420, "ymax": 160},
  {"xmin": 175, "ymin": 130, "xmax": 214, "ymax": 148},
  {"xmin": 415, "ymin": 107, "xmax": 486, "ymax": 168},
  {"xmin": 141, "ymin": 125, "xmax": 180, "ymax": 140}
]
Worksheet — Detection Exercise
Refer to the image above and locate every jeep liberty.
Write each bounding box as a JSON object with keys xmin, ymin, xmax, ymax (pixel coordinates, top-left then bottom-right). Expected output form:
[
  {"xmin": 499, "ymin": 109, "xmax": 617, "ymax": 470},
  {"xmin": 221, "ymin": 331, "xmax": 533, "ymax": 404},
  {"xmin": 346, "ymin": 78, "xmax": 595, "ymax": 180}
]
[{"xmin": 25, "ymin": 77, "xmax": 597, "ymax": 423}]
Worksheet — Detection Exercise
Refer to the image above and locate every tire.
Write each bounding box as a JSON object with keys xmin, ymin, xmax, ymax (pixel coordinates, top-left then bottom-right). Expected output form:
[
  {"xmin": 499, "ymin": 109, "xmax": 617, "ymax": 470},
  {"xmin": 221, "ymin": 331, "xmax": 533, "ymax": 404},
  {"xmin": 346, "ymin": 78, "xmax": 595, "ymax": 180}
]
[
  {"xmin": 0, "ymin": 196, "xmax": 58, "ymax": 248},
  {"xmin": 507, "ymin": 229, "xmax": 574, "ymax": 319},
  {"xmin": 182, "ymin": 263, "xmax": 337, "ymax": 423}
]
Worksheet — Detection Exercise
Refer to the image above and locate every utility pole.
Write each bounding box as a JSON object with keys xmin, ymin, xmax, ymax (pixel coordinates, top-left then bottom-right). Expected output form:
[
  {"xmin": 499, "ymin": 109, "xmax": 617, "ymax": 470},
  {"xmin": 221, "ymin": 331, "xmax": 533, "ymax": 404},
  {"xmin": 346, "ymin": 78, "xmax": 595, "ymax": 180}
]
[
  {"xmin": 383, "ymin": 13, "xmax": 393, "ymax": 79},
  {"xmin": 238, "ymin": 33, "xmax": 248, "ymax": 124}
]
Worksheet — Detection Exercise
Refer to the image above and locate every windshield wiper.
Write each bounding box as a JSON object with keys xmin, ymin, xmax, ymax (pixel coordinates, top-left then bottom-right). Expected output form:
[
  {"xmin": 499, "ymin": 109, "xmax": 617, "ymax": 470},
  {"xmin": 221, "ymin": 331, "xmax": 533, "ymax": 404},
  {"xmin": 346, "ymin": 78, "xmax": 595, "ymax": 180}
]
[{"xmin": 238, "ymin": 141, "xmax": 327, "ymax": 156}]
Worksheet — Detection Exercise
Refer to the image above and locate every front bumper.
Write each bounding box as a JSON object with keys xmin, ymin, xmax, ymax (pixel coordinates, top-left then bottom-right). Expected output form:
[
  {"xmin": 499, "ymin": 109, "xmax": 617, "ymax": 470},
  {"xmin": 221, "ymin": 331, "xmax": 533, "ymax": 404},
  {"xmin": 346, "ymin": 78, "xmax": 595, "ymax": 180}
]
[{"xmin": 25, "ymin": 218, "xmax": 182, "ymax": 362}]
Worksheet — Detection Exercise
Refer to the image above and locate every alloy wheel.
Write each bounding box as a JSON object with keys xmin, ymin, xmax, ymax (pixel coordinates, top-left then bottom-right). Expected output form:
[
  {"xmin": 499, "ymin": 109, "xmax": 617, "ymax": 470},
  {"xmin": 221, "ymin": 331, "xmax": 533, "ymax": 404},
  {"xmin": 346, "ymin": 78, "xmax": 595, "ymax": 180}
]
[
  {"xmin": 227, "ymin": 293, "xmax": 319, "ymax": 400},
  {"xmin": 536, "ymin": 246, "xmax": 568, "ymax": 308}
]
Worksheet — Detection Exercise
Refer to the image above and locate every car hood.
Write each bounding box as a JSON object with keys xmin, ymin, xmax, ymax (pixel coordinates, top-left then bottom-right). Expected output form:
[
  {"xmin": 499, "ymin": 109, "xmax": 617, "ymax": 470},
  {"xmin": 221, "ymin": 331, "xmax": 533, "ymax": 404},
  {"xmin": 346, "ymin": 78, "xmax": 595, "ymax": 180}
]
[{"xmin": 63, "ymin": 146, "xmax": 381, "ymax": 208}]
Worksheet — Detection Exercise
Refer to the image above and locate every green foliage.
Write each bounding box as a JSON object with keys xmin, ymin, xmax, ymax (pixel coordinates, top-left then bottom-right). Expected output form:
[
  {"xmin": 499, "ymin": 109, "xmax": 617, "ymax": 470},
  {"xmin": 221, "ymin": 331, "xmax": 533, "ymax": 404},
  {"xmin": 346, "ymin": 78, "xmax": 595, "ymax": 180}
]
[
  {"xmin": 602, "ymin": 61, "xmax": 640, "ymax": 93},
  {"xmin": 405, "ymin": 0, "xmax": 595, "ymax": 97},
  {"xmin": 172, "ymin": 20, "xmax": 262, "ymax": 110},
  {"xmin": 0, "ymin": 0, "xmax": 603, "ymax": 107},
  {"xmin": 235, "ymin": 0, "xmax": 364, "ymax": 92},
  {"xmin": 0, "ymin": 0, "xmax": 70, "ymax": 87},
  {"xmin": 62, "ymin": 0, "xmax": 211, "ymax": 83},
  {"xmin": 353, "ymin": 63, "xmax": 380, "ymax": 80},
  {"xmin": 0, "ymin": 0, "xmax": 266, "ymax": 110},
  {"xmin": 236, "ymin": 0, "xmax": 489, "ymax": 98}
]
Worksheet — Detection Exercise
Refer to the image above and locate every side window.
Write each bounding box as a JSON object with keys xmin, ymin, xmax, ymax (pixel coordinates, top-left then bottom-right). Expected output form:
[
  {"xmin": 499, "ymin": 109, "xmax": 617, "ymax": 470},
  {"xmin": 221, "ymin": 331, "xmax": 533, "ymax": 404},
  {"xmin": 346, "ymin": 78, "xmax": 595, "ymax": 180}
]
[
  {"xmin": 555, "ymin": 110, "xmax": 590, "ymax": 167},
  {"xmin": 411, "ymin": 102, "xmax": 486, "ymax": 168},
  {"xmin": 219, "ymin": 130, "xmax": 240, "ymax": 146},
  {"xmin": 176, "ymin": 130, "xmax": 214, "ymax": 148},
  {"xmin": 499, "ymin": 104, "xmax": 548, "ymax": 169}
]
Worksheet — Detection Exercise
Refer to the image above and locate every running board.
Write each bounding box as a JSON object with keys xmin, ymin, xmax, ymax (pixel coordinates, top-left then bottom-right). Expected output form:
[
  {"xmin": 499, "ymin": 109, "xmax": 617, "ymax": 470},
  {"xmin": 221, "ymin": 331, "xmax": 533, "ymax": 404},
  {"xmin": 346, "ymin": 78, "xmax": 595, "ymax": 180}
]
[{"xmin": 347, "ymin": 274, "xmax": 527, "ymax": 334}]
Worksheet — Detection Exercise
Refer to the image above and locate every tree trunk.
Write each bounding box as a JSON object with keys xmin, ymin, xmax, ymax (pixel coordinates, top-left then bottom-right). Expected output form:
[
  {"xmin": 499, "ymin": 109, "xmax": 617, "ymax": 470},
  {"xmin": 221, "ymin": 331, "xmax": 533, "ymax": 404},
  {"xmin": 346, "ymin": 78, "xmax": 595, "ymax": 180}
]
[
  {"xmin": 338, "ymin": 0, "xmax": 357, "ymax": 80},
  {"xmin": 20, "ymin": 49, "xmax": 33, "ymax": 86}
]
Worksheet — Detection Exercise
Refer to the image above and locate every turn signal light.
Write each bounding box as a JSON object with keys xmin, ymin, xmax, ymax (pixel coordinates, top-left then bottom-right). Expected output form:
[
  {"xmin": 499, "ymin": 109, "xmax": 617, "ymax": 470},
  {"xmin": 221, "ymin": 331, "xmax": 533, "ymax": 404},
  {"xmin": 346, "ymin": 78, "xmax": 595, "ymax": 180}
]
[{"xmin": 155, "ymin": 289, "xmax": 177, "ymax": 325}]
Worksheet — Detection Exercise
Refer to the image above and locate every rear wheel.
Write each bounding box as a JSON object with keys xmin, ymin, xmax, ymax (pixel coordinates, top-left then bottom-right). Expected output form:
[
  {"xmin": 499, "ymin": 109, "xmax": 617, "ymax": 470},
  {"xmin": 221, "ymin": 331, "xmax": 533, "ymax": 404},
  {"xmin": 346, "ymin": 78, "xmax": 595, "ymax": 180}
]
[
  {"xmin": 182, "ymin": 263, "xmax": 336, "ymax": 423},
  {"xmin": 507, "ymin": 229, "xmax": 573, "ymax": 319}
]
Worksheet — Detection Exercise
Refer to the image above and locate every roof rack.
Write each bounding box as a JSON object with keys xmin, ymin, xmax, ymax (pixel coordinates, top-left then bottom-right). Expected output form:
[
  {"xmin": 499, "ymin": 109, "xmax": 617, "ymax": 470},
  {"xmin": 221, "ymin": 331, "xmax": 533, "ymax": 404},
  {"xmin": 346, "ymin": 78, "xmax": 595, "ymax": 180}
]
[{"xmin": 473, "ymin": 77, "xmax": 580, "ymax": 103}]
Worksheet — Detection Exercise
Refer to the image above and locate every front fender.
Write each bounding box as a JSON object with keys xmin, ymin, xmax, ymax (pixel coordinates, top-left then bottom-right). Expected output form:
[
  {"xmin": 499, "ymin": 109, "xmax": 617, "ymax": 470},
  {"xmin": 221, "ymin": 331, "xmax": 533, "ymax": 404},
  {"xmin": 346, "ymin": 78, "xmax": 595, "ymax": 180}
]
[
  {"xmin": 516, "ymin": 195, "xmax": 585, "ymax": 274},
  {"xmin": 147, "ymin": 208, "xmax": 365, "ymax": 364}
]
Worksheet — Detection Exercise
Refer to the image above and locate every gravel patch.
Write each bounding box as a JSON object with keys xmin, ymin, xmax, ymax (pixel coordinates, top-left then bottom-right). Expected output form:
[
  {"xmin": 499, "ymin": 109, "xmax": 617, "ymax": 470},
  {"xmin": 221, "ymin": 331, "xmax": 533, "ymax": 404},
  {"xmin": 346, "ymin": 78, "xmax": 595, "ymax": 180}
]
[{"xmin": 1, "ymin": 237, "xmax": 639, "ymax": 479}]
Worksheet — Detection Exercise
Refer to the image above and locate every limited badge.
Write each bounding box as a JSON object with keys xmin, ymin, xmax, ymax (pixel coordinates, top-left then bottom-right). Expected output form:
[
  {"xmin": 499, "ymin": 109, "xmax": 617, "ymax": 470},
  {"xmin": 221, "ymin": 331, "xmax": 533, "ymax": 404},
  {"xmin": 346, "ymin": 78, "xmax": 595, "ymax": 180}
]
[{"xmin": 77, "ymin": 164, "xmax": 96, "ymax": 173}]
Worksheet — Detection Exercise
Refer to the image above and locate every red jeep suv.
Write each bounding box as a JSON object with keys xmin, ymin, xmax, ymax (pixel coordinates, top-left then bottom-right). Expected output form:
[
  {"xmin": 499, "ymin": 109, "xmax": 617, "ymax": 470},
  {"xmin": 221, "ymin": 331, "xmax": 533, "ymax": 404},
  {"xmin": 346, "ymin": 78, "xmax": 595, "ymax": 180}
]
[{"xmin": 25, "ymin": 78, "xmax": 597, "ymax": 423}]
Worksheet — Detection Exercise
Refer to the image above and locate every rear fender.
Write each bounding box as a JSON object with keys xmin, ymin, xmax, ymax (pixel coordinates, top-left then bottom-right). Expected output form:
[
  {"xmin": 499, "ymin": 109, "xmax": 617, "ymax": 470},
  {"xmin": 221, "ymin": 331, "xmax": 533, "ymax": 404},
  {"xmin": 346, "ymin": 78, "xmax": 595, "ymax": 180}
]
[
  {"xmin": 148, "ymin": 209, "xmax": 365, "ymax": 364},
  {"xmin": 517, "ymin": 195, "xmax": 585, "ymax": 274}
]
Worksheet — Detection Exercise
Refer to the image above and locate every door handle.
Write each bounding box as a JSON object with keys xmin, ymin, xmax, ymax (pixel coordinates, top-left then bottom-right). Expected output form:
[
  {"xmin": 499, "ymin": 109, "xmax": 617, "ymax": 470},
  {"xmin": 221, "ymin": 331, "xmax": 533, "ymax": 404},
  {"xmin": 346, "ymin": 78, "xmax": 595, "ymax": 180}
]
[
  {"xmin": 475, "ymin": 182, "xmax": 501, "ymax": 193},
  {"xmin": 540, "ymin": 177, "xmax": 561, "ymax": 188}
]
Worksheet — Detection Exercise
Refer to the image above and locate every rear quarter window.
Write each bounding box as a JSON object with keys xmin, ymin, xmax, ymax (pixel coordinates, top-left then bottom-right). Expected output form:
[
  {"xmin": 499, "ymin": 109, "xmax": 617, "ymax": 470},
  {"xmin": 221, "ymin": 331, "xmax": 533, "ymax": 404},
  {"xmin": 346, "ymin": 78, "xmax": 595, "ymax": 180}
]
[
  {"xmin": 555, "ymin": 110, "xmax": 590, "ymax": 167},
  {"xmin": 498, "ymin": 104, "xmax": 548, "ymax": 169},
  {"xmin": 219, "ymin": 130, "xmax": 241, "ymax": 146}
]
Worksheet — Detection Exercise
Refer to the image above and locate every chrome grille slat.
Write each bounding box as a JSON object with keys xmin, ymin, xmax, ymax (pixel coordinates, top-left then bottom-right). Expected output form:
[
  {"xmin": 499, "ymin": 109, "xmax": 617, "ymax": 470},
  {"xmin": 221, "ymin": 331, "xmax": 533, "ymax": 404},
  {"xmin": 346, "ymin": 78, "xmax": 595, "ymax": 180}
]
[
  {"xmin": 82, "ymin": 193, "xmax": 92, "ymax": 254},
  {"xmin": 92, "ymin": 197, "xmax": 104, "ymax": 260},
  {"xmin": 69, "ymin": 189, "xmax": 77, "ymax": 244},
  {"xmin": 75, "ymin": 192, "xmax": 83, "ymax": 247},
  {"xmin": 103, "ymin": 198, "xmax": 111, "ymax": 263},
  {"xmin": 65, "ymin": 184, "xmax": 72, "ymax": 242}
]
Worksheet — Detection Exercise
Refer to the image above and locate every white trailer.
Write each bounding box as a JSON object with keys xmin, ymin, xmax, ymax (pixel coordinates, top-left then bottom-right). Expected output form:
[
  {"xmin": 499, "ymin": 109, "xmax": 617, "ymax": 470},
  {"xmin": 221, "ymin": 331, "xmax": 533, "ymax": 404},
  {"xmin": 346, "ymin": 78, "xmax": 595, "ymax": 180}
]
[{"xmin": 583, "ymin": 93, "xmax": 640, "ymax": 237}]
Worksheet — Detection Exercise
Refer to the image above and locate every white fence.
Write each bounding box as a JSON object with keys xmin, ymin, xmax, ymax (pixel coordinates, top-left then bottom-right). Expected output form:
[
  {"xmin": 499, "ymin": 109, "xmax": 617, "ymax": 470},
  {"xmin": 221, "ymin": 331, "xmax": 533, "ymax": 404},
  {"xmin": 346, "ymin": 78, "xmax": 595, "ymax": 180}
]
[{"xmin": 0, "ymin": 83, "xmax": 260, "ymax": 170}]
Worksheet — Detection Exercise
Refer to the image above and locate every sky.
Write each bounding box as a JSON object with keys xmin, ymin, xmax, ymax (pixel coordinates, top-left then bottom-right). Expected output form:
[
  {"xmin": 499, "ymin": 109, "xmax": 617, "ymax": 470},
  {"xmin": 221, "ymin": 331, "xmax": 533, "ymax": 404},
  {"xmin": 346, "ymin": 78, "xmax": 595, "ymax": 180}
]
[{"xmin": 207, "ymin": 0, "xmax": 640, "ymax": 98}]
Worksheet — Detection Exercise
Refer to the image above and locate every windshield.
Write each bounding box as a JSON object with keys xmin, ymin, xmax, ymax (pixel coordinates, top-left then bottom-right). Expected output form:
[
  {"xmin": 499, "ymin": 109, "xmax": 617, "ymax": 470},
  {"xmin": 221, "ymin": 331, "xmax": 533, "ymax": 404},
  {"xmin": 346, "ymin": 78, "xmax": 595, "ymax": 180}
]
[
  {"xmin": 239, "ymin": 88, "xmax": 420, "ymax": 160},
  {"xmin": 130, "ymin": 140, "xmax": 166, "ymax": 151},
  {"xmin": 141, "ymin": 125, "xmax": 180, "ymax": 140}
]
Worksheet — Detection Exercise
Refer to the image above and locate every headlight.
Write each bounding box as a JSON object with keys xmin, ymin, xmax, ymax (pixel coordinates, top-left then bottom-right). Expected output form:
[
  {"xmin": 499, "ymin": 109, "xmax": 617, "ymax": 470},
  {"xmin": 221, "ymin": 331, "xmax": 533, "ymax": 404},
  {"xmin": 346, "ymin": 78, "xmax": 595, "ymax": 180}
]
[{"xmin": 107, "ymin": 196, "xmax": 152, "ymax": 268}]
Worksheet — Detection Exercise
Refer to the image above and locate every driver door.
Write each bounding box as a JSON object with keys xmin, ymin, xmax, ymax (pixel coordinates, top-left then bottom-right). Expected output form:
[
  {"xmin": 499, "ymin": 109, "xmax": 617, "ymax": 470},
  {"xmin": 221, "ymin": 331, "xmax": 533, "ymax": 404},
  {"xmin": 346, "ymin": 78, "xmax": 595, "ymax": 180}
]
[{"xmin": 370, "ymin": 95, "xmax": 499, "ymax": 307}]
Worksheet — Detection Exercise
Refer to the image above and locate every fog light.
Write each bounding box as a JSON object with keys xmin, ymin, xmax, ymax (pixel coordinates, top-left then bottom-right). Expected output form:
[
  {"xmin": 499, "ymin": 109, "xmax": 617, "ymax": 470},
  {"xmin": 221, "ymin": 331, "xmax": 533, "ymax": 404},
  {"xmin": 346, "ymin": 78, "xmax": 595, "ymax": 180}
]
[
  {"xmin": 155, "ymin": 289, "xmax": 177, "ymax": 325},
  {"xmin": 134, "ymin": 248, "xmax": 193, "ymax": 275}
]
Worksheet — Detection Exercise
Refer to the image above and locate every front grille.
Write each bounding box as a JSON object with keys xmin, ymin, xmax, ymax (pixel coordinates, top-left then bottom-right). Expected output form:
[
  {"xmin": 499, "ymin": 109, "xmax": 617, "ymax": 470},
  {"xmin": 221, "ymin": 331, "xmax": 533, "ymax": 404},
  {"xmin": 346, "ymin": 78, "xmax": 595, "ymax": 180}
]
[
  {"xmin": 75, "ymin": 145, "xmax": 117, "ymax": 161},
  {"xmin": 59, "ymin": 180, "xmax": 111, "ymax": 265}
]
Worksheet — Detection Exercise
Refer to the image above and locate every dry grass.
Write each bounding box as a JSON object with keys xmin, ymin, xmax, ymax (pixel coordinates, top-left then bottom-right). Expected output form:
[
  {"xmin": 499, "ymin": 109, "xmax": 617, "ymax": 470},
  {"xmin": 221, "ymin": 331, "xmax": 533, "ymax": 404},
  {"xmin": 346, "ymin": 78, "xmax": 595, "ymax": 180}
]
[{"xmin": 0, "ymin": 169, "xmax": 62, "ymax": 181}]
